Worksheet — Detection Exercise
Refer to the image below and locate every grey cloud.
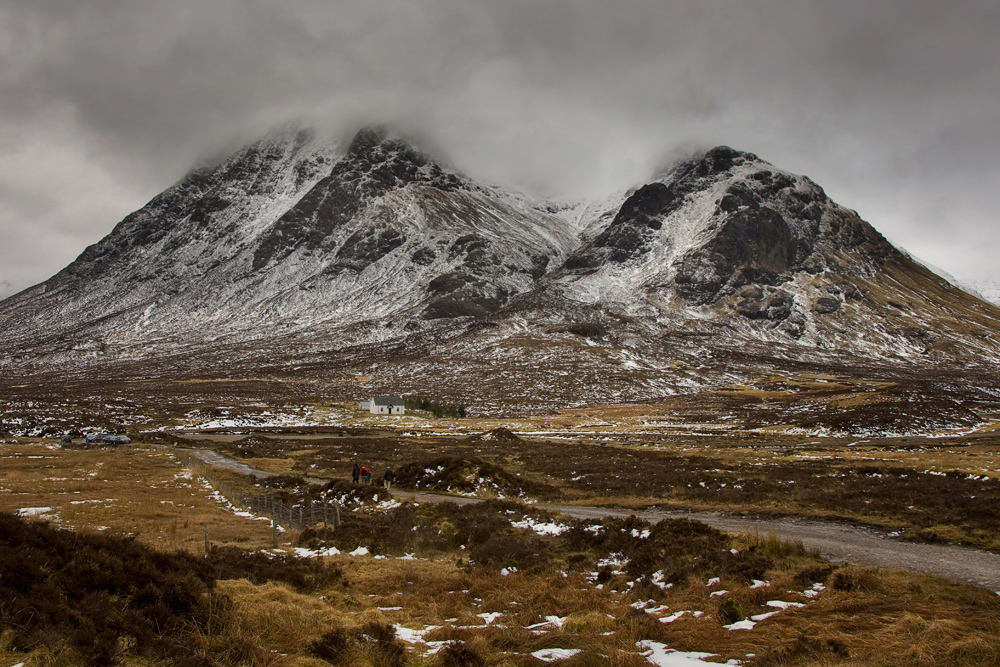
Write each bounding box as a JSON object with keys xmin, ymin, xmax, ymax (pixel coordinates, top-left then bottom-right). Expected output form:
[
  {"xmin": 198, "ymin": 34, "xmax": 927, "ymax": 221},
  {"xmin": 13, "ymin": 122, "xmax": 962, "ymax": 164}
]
[{"xmin": 1, "ymin": 0, "xmax": 1000, "ymax": 293}]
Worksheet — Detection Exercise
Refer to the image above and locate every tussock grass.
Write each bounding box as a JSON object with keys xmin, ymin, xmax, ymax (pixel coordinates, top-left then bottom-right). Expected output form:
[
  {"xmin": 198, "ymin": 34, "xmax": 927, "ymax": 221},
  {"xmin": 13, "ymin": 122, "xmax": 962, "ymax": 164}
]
[{"xmin": 217, "ymin": 579, "xmax": 342, "ymax": 654}]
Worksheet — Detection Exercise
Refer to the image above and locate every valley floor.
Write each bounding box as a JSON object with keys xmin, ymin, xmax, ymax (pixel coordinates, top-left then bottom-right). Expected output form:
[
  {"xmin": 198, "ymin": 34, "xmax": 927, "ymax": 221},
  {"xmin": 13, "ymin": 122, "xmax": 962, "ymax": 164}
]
[{"xmin": 2, "ymin": 424, "xmax": 1000, "ymax": 666}]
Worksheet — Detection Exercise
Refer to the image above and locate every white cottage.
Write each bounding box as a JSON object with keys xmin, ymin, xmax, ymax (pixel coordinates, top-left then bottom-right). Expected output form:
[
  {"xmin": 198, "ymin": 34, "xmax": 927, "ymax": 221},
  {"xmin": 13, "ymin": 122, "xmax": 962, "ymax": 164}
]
[{"xmin": 370, "ymin": 396, "xmax": 405, "ymax": 415}]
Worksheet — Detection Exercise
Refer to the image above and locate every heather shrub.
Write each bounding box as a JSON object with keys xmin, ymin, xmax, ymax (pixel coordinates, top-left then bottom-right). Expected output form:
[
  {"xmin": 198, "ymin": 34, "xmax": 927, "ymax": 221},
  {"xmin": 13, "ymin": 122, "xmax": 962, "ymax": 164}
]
[
  {"xmin": 393, "ymin": 456, "xmax": 554, "ymax": 498},
  {"xmin": 831, "ymin": 566, "xmax": 882, "ymax": 593},
  {"xmin": 793, "ymin": 563, "xmax": 836, "ymax": 588},
  {"xmin": 469, "ymin": 532, "xmax": 550, "ymax": 571},
  {"xmin": 436, "ymin": 640, "xmax": 487, "ymax": 667},
  {"xmin": 718, "ymin": 598, "xmax": 745, "ymax": 624},
  {"xmin": 309, "ymin": 626, "xmax": 354, "ymax": 664},
  {"xmin": 208, "ymin": 545, "xmax": 343, "ymax": 591},
  {"xmin": 0, "ymin": 512, "xmax": 215, "ymax": 665}
]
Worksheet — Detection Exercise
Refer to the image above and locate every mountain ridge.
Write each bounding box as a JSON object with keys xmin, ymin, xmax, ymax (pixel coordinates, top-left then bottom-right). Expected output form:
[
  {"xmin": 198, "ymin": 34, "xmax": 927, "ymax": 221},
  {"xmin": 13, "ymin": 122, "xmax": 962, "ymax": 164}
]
[{"xmin": 3, "ymin": 124, "xmax": 1000, "ymax": 416}]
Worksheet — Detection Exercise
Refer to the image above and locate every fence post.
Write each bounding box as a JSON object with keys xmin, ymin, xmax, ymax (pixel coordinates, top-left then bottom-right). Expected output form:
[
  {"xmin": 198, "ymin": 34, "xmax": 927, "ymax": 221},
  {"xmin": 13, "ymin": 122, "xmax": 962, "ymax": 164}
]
[
  {"xmin": 272, "ymin": 518, "xmax": 277, "ymax": 548},
  {"xmin": 333, "ymin": 502, "xmax": 340, "ymax": 529},
  {"xmin": 203, "ymin": 524, "xmax": 210, "ymax": 554}
]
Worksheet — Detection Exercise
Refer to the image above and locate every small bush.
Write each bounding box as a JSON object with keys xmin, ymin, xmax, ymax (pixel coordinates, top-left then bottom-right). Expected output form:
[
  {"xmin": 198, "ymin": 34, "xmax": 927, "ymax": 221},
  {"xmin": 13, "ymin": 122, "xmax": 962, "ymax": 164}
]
[
  {"xmin": 469, "ymin": 533, "xmax": 550, "ymax": 571},
  {"xmin": 393, "ymin": 456, "xmax": 553, "ymax": 498},
  {"xmin": 718, "ymin": 598, "xmax": 745, "ymax": 625},
  {"xmin": 436, "ymin": 640, "xmax": 487, "ymax": 667},
  {"xmin": 358, "ymin": 620, "xmax": 407, "ymax": 667},
  {"xmin": 831, "ymin": 566, "xmax": 882, "ymax": 593},
  {"xmin": 793, "ymin": 564, "xmax": 836, "ymax": 588},
  {"xmin": 208, "ymin": 545, "xmax": 343, "ymax": 592},
  {"xmin": 309, "ymin": 627, "xmax": 353, "ymax": 664}
]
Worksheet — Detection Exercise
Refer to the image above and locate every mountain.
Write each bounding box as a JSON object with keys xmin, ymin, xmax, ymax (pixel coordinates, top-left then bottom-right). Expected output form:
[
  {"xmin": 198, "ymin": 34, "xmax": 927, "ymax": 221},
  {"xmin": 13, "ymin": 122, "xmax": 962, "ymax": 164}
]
[{"xmin": 3, "ymin": 125, "xmax": 1000, "ymax": 418}]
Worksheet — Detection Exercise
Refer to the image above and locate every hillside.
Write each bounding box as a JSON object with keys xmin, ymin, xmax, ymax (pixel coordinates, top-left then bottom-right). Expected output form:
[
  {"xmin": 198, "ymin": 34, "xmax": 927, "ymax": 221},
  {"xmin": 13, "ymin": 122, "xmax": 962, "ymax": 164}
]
[{"xmin": 2, "ymin": 125, "xmax": 1000, "ymax": 417}]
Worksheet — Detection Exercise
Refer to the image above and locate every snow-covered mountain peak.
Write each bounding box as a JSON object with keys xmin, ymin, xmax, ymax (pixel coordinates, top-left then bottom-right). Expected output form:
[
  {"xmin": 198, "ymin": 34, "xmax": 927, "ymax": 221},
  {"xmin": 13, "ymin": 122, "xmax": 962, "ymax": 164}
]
[{"xmin": 4, "ymin": 128, "xmax": 1000, "ymax": 405}]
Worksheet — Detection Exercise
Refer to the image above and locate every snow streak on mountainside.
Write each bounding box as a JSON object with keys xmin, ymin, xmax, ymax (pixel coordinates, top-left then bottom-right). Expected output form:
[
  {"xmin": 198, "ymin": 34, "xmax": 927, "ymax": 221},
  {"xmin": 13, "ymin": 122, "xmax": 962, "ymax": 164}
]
[
  {"xmin": 3, "ymin": 125, "xmax": 1000, "ymax": 413},
  {"xmin": 0, "ymin": 126, "xmax": 577, "ymax": 364}
]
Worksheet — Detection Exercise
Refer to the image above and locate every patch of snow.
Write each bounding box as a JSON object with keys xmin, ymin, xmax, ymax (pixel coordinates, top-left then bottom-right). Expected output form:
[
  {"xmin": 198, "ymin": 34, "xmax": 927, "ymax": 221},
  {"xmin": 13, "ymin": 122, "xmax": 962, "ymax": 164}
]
[
  {"xmin": 17, "ymin": 507, "xmax": 53, "ymax": 517},
  {"xmin": 293, "ymin": 546, "xmax": 341, "ymax": 558},
  {"xmin": 750, "ymin": 611, "xmax": 780, "ymax": 622},
  {"xmin": 512, "ymin": 516, "xmax": 569, "ymax": 536},
  {"xmin": 724, "ymin": 619, "xmax": 756, "ymax": 631},
  {"xmin": 766, "ymin": 600, "xmax": 805, "ymax": 610},
  {"xmin": 659, "ymin": 611, "xmax": 688, "ymax": 624},
  {"xmin": 636, "ymin": 641, "xmax": 724, "ymax": 666},
  {"xmin": 532, "ymin": 648, "xmax": 582, "ymax": 662}
]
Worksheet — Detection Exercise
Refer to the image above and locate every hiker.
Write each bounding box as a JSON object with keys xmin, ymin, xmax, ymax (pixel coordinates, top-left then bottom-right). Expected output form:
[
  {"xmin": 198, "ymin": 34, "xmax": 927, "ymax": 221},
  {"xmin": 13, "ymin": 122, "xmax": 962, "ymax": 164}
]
[
  {"xmin": 352, "ymin": 463, "xmax": 360, "ymax": 485},
  {"xmin": 360, "ymin": 465, "xmax": 371, "ymax": 485},
  {"xmin": 383, "ymin": 467, "xmax": 395, "ymax": 490}
]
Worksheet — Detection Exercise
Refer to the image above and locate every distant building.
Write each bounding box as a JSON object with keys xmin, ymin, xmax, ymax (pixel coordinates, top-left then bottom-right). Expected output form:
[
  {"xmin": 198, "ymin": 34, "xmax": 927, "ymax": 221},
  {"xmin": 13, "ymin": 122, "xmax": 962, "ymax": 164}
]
[
  {"xmin": 358, "ymin": 400, "xmax": 372, "ymax": 410},
  {"xmin": 370, "ymin": 396, "xmax": 405, "ymax": 415}
]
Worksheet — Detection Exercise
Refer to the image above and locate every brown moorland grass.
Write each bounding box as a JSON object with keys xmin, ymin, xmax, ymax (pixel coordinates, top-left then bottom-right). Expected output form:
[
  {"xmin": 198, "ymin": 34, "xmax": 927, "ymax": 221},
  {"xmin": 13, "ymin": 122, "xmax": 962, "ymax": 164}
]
[
  {"xmin": 3, "ymin": 466, "xmax": 1000, "ymax": 667},
  {"xmin": 0, "ymin": 442, "xmax": 277, "ymax": 551}
]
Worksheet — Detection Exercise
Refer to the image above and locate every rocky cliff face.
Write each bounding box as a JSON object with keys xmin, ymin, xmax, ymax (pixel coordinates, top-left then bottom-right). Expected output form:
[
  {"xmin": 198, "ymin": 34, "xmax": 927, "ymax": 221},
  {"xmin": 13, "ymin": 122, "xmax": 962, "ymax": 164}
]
[{"xmin": 3, "ymin": 125, "xmax": 1000, "ymax": 411}]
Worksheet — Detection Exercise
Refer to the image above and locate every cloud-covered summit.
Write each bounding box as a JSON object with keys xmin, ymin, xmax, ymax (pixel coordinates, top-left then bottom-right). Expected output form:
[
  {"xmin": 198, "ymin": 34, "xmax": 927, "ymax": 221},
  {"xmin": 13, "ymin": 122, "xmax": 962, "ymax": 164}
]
[{"xmin": 1, "ymin": 0, "xmax": 999, "ymax": 298}]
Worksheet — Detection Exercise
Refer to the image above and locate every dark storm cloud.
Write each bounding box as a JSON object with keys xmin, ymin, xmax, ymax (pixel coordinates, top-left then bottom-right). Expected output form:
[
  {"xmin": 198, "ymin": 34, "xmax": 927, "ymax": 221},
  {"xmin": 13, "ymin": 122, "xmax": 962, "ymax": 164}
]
[{"xmin": 1, "ymin": 0, "xmax": 999, "ymax": 296}]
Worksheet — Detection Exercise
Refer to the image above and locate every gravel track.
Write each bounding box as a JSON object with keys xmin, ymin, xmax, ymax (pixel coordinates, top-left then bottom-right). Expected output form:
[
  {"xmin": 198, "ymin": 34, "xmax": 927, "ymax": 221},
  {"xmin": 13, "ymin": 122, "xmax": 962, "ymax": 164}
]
[{"xmin": 184, "ymin": 448, "xmax": 1000, "ymax": 591}]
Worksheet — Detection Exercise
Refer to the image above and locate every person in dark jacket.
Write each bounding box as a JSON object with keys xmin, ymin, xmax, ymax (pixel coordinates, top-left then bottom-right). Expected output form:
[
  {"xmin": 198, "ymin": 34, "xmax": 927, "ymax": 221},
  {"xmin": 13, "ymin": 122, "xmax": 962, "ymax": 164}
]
[
  {"xmin": 383, "ymin": 467, "xmax": 395, "ymax": 490},
  {"xmin": 352, "ymin": 463, "xmax": 360, "ymax": 485}
]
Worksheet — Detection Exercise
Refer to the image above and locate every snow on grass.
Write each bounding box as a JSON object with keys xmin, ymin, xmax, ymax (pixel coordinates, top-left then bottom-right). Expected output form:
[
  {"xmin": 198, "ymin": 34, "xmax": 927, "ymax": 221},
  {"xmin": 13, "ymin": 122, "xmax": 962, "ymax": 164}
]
[
  {"xmin": 532, "ymin": 648, "xmax": 582, "ymax": 662},
  {"xmin": 750, "ymin": 611, "xmax": 781, "ymax": 622},
  {"xmin": 17, "ymin": 506, "xmax": 54, "ymax": 517},
  {"xmin": 802, "ymin": 582, "xmax": 825, "ymax": 598},
  {"xmin": 766, "ymin": 600, "xmax": 805, "ymax": 610},
  {"xmin": 292, "ymin": 546, "xmax": 341, "ymax": 558},
  {"xmin": 349, "ymin": 546, "xmax": 370, "ymax": 556},
  {"xmin": 659, "ymin": 611, "xmax": 689, "ymax": 624},
  {"xmin": 724, "ymin": 619, "xmax": 756, "ymax": 631},
  {"xmin": 649, "ymin": 570, "xmax": 674, "ymax": 591},
  {"xmin": 512, "ymin": 515, "xmax": 569, "ymax": 536},
  {"xmin": 525, "ymin": 615, "xmax": 567, "ymax": 632},
  {"xmin": 636, "ymin": 641, "xmax": 736, "ymax": 666}
]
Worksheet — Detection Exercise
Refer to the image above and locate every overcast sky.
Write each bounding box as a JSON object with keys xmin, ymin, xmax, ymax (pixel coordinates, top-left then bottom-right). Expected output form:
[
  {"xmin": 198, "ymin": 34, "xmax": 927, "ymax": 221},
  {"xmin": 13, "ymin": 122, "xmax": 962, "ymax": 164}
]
[{"xmin": 2, "ymin": 0, "xmax": 999, "ymax": 298}]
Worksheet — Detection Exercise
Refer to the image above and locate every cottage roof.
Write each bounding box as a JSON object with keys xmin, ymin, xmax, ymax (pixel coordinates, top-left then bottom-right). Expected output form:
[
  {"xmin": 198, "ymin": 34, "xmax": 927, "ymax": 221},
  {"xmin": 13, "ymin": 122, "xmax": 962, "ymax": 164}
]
[{"xmin": 373, "ymin": 396, "xmax": 404, "ymax": 405}]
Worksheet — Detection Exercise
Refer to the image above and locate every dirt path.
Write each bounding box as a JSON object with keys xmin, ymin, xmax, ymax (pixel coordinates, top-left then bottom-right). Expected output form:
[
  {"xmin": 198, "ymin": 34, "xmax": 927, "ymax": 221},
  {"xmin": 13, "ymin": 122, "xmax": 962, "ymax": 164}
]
[{"xmin": 183, "ymin": 448, "xmax": 1000, "ymax": 591}]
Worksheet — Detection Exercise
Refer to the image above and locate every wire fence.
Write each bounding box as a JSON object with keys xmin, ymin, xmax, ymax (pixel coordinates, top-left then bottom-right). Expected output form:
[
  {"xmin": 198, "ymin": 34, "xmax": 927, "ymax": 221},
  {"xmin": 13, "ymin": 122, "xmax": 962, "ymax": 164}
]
[{"xmin": 181, "ymin": 452, "xmax": 341, "ymax": 531}]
